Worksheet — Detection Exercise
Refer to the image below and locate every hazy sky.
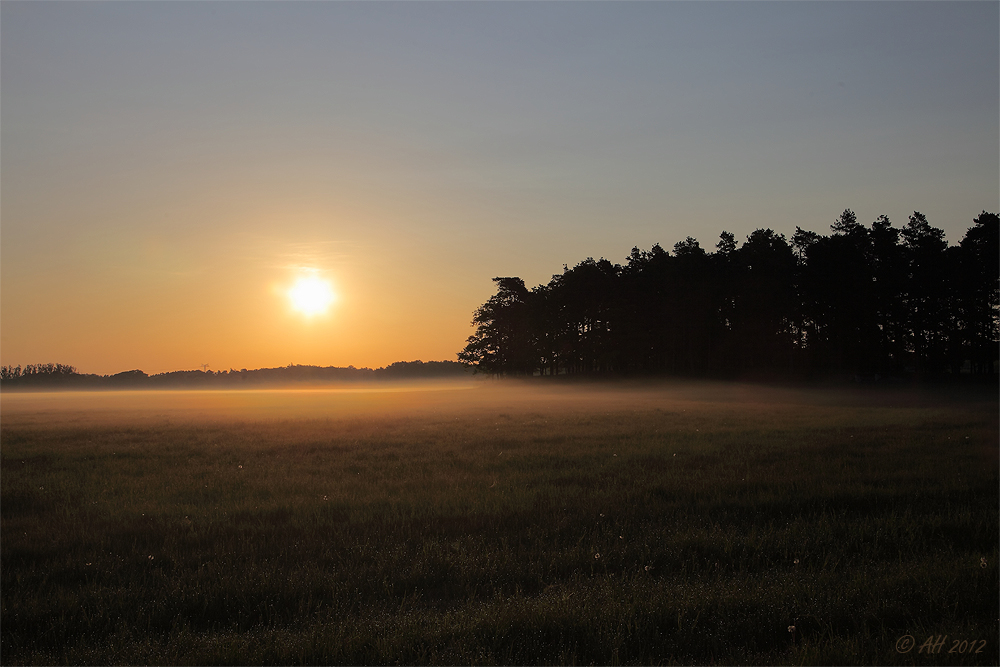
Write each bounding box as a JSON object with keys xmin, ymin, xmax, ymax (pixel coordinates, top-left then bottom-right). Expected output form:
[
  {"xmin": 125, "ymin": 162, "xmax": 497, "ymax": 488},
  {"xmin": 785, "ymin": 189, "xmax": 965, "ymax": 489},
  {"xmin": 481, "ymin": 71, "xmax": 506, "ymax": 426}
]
[{"xmin": 2, "ymin": 1, "xmax": 997, "ymax": 374}]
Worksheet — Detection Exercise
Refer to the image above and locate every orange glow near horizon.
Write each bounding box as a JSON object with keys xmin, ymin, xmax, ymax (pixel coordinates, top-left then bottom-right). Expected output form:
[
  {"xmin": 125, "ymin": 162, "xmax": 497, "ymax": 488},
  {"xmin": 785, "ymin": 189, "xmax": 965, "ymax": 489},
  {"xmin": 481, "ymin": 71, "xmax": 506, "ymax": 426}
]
[{"xmin": 0, "ymin": 204, "xmax": 487, "ymax": 375}]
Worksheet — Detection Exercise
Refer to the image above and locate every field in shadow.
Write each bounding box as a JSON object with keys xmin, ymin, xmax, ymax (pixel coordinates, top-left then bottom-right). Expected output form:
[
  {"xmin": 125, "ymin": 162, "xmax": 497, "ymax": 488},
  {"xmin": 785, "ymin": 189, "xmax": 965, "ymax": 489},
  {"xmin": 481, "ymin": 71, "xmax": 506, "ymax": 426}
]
[{"xmin": 2, "ymin": 380, "xmax": 997, "ymax": 665}]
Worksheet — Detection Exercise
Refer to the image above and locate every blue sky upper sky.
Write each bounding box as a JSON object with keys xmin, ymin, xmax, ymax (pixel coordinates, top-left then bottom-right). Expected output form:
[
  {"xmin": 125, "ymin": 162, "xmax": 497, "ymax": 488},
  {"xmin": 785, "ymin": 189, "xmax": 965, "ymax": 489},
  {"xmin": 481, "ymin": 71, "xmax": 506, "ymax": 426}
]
[{"xmin": 2, "ymin": 1, "xmax": 998, "ymax": 373}]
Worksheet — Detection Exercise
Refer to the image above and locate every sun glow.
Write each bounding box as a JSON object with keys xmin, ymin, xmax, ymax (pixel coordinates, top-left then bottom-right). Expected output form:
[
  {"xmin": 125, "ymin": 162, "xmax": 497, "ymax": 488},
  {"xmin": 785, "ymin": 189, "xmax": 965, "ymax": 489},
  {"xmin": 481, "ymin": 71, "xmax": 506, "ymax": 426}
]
[{"xmin": 287, "ymin": 274, "xmax": 336, "ymax": 316}]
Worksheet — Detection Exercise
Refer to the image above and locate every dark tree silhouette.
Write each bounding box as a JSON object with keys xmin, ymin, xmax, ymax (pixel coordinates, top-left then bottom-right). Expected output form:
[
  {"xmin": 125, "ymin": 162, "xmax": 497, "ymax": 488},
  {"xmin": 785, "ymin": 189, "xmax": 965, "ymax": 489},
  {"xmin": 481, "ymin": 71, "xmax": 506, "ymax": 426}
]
[
  {"xmin": 546, "ymin": 258, "xmax": 622, "ymax": 374},
  {"xmin": 868, "ymin": 215, "xmax": 908, "ymax": 375},
  {"xmin": 900, "ymin": 212, "xmax": 951, "ymax": 376},
  {"xmin": 954, "ymin": 212, "xmax": 1000, "ymax": 375},
  {"xmin": 620, "ymin": 244, "xmax": 672, "ymax": 374},
  {"xmin": 726, "ymin": 229, "xmax": 797, "ymax": 374},
  {"xmin": 668, "ymin": 237, "xmax": 715, "ymax": 375},
  {"xmin": 458, "ymin": 277, "xmax": 540, "ymax": 376},
  {"xmin": 1, "ymin": 362, "xmax": 469, "ymax": 390},
  {"xmin": 459, "ymin": 209, "xmax": 998, "ymax": 381},
  {"xmin": 797, "ymin": 210, "xmax": 880, "ymax": 375}
]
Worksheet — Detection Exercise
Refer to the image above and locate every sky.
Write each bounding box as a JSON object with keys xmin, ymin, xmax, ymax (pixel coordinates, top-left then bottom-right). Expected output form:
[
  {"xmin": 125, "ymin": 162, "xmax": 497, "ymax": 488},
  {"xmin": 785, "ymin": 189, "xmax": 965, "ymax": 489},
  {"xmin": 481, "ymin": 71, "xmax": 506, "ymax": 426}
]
[{"xmin": 2, "ymin": 1, "xmax": 997, "ymax": 375}]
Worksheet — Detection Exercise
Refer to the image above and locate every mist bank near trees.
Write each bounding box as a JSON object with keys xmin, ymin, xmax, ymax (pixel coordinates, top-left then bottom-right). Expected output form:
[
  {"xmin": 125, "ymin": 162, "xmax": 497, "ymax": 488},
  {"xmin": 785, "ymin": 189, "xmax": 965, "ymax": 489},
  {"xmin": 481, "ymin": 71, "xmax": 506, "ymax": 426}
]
[
  {"xmin": 0, "ymin": 360, "xmax": 470, "ymax": 391},
  {"xmin": 460, "ymin": 210, "xmax": 999, "ymax": 381}
]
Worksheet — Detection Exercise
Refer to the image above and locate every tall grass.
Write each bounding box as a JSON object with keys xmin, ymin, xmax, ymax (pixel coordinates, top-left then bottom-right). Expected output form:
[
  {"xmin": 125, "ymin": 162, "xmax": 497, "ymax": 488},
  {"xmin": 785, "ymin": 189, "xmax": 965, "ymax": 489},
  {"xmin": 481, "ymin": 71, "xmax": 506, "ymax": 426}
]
[{"xmin": 2, "ymin": 382, "xmax": 997, "ymax": 664}]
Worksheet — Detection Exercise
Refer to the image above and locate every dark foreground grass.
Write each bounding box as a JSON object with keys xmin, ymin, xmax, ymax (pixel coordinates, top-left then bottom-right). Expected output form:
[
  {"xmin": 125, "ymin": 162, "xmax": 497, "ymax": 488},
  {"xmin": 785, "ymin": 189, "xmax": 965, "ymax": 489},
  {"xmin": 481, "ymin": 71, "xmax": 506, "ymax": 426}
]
[{"xmin": 2, "ymin": 382, "xmax": 997, "ymax": 665}]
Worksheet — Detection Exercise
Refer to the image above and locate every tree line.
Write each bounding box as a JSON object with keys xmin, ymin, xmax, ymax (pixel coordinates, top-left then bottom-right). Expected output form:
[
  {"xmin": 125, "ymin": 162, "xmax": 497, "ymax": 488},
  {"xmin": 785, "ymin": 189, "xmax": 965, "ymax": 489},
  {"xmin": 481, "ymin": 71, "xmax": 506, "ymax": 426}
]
[
  {"xmin": 0, "ymin": 360, "xmax": 470, "ymax": 390},
  {"xmin": 458, "ymin": 210, "xmax": 999, "ymax": 380}
]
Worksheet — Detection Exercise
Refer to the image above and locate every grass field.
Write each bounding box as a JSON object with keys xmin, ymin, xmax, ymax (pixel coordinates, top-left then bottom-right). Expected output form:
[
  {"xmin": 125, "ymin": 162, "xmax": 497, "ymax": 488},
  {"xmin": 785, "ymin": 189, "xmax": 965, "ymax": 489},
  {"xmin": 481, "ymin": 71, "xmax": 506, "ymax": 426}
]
[{"xmin": 2, "ymin": 379, "xmax": 997, "ymax": 665}]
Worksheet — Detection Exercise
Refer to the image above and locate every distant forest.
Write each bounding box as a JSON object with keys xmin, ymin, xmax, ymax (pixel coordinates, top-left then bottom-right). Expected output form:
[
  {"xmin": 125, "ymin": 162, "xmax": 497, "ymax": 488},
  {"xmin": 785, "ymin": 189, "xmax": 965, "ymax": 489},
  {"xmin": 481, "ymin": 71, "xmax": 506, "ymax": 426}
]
[
  {"xmin": 0, "ymin": 360, "xmax": 470, "ymax": 390},
  {"xmin": 459, "ymin": 210, "xmax": 999, "ymax": 380}
]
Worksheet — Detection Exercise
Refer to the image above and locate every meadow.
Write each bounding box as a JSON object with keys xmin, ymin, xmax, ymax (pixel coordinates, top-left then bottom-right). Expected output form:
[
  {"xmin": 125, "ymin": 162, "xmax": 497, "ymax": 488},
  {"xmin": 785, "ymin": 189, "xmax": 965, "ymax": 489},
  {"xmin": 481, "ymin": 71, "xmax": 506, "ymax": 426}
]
[{"xmin": 1, "ymin": 380, "xmax": 997, "ymax": 665}]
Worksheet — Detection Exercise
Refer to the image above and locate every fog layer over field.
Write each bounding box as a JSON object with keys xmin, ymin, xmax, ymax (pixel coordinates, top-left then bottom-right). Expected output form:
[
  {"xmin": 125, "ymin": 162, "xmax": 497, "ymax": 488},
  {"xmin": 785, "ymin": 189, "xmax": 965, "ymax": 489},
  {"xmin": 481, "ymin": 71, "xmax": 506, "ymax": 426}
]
[{"xmin": 0, "ymin": 378, "xmax": 981, "ymax": 428}]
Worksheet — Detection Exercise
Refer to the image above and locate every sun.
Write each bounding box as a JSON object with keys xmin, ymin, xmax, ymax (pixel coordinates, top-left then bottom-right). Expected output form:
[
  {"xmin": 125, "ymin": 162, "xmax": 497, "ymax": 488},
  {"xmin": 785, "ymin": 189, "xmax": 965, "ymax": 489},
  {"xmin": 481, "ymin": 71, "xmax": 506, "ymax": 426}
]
[{"xmin": 287, "ymin": 274, "xmax": 336, "ymax": 316}]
